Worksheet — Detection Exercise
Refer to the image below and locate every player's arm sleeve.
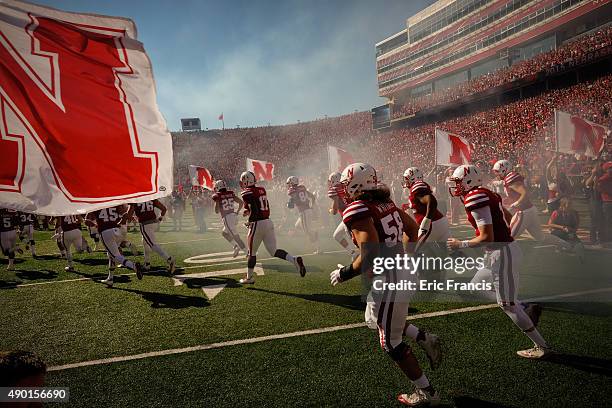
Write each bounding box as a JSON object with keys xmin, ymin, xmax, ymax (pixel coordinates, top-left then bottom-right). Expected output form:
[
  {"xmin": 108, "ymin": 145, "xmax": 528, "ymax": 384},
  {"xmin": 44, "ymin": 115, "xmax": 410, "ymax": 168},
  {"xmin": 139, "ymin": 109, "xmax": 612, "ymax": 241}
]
[
  {"xmin": 154, "ymin": 199, "xmax": 167, "ymax": 216},
  {"xmin": 342, "ymin": 201, "xmax": 371, "ymax": 230},
  {"xmin": 470, "ymin": 206, "xmax": 492, "ymax": 227}
]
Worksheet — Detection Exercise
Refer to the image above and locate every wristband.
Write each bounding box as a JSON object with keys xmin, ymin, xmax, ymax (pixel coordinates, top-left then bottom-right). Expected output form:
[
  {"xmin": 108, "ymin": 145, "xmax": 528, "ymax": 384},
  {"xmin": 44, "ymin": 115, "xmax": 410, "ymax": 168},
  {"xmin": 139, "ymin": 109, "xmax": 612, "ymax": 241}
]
[
  {"xmin": 460, "ymin": 240, "xmax": 470, "ymax": 248},
  {"xmin": 419, "ymin": 218, "xmax": 432, "ymax": 231},
  {"xmin": 339, "ymin": 263, "xmax": 359, "ymax": 281}
]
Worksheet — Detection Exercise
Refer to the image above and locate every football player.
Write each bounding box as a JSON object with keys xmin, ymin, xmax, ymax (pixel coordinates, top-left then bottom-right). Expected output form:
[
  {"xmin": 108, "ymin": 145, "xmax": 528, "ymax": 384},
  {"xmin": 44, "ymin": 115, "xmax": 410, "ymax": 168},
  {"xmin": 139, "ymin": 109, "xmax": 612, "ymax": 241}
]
[
  {"xmin": 447, "ymin": 165, "xmax": 550, "ymax": 359},
  {"xmin": 402, "ymin": 167, "xmax": 449, "ymax": 250},
  {"xmin": 239, "ymin": 171, "xmax": 306, "ymax": 284},
  {"xmin": 54, "ymin": 215, "xmax": 91, "ymax": 271},
  {"xmin": 85, "ymin": 213, "xmax": 101, "ymax": 251},
  {"xmin": 286, "ymin": 176, "xmax": 320, "ymax": 254},
  {"xmin": 86, "ymin": 206, "xmax": 142, "ymax": 287},
  {"xmin": 212, "ymin": 180, "xmax": 247, "ymax": 257},
  {"xmin": 125, "ymin": 200, "xmax": 175, "ymax": 274},
  {"xmin": 330, "ymin": 163, "xmax": 442, "ymax": 407},
  {"xmin": 0, "ymin": 208, "xmax": 18, "ymax": 270},
  {"xmin": 16, "ymin": 212, "xmax": 36, "ymax": 257},
  {"xmin": 116, "ymin": 204, "xmax": 138, "ymax": 257},
  {"xmin": 327, "ymin": 172, "xmax": 357, "ymax": 258},
  {"xmin": 493, "ymin": 159, "xmax": 574, "ymax": 252}
]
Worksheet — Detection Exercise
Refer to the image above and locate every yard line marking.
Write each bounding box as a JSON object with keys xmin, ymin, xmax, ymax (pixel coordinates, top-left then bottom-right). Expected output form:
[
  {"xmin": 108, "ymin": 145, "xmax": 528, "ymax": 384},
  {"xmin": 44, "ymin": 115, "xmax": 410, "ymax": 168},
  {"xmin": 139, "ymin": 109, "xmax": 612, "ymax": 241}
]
[
  {"xmin": 46, "ymin": 287, "xmax": 612, "ymax": 372},
  {"xmin": 181, "ymin": 250, "xmax": 347, "ymax": 270}
]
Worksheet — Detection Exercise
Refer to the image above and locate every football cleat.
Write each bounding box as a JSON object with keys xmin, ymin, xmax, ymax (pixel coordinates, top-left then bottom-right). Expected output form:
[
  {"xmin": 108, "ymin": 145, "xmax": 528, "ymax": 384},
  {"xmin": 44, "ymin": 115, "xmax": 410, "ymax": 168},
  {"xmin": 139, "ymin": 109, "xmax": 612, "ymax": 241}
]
[
  {"xmin": 6, "ymin": 263, "xmax": 15, "ymax": 271},
  {"xmin": 239, "ymin": 277, "xmax": 255, "ymax": 284},
  {"xmin": 168, "ymin": 258, "xmax": 176, "ymax": 275},
  {"xmin": 232, "ymin": 245, "xmax": 240, "ymax": 258},
  {"xmin": 417, "ymin": 333, "xmax": 442, "ymax": 370},
  {"xmin": 135, "ymin": 262, "xmax": 143, "ymax": 280},
  {"xmin": 15, "ymin": 247, "xmax": 24, "ymax": 255},
  {"xmin": 398, "ymin": 389, "xmax": 440, "ymax": 407},
  {"xmin": 64, "ymin": 266, "xmax": 75, "ymax": 272},
  {"xmin": 524, "ymin": 303, "xmax": 542, "ymax": 327},
  {"xmin": 86, "ymin": 245, "xmax": 93, "ymax": 254},
  {"xmin": 516, "ymin": 345, "xmax": 552, "ymax": 359},
  {"xmin": 295, "ymin": 256, "xmax": 306, "ymax": 277},
  {"xmin": 101, "ymin": 278, "xmax": 113, "ymax": 287}
]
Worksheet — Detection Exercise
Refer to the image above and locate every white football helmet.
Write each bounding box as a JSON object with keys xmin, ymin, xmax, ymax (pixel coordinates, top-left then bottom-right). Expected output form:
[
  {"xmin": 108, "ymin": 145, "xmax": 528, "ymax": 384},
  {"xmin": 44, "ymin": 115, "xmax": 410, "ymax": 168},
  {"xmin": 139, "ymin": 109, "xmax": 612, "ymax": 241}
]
[
  {"xmin": 213, "ymin": 180, "xmax": 227, "ymax": 192},
  {"xmin": 286, "ymin": 176, "xmax": 299, "ymax": 187},
  {"xmin": 328, "ymin": 172, "xmax": 341, "ymax": 186},
  {"xmin": 402, "ymin": 167, "xmax": 423, "ymax": 188},
  {"xmin": 340, "ymin": 163, "xmax": 378, "ymax": 199},
  {"xmin": 239, "ymin": 171, "xmax": 256, "ymax": 188},
  {"xmin": 492, "ymin": 160, "xmax": 511, "ymax": 179},
  {"xmin": 448, "ymin": 165, "xmax": 482, "ymax": 196}
]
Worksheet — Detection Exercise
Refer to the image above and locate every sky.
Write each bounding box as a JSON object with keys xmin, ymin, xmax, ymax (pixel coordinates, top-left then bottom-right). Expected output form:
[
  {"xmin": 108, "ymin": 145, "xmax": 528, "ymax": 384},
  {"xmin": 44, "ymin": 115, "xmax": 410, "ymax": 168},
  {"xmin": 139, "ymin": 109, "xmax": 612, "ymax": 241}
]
[{"xmin": 33, "ymin": 0, "xmax": 434, "ymax": 130}]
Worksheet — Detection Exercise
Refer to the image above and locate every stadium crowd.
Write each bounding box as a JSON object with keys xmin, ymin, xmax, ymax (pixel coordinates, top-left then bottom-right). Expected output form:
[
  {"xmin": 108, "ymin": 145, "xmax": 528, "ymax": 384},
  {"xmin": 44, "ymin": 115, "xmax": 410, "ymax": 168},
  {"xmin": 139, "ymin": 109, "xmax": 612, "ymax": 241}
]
[{"xmin": 389, "ymin": 25, "xmax": 612, "ymax": 118}]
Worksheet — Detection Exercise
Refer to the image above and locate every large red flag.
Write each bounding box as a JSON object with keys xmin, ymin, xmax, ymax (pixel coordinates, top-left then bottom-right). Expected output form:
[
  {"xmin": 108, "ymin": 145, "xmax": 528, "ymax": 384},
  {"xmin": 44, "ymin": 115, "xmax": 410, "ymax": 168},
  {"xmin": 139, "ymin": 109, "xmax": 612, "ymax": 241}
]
[
  {"xmin": 246, "ymin": 158, "xmax": 274, "ymax": 181},
  {"xmin": 189, "ymin": 165, "xmax": 214, "ymax": 190},
  {"xmin": 0, "ymin": 0, "xmax": 172, "ymax": 215},
  {"xmin": 555, "ymin": 110, "xmax": 608, "ymax": 158},
  {"xmin": 328, "ymin": 145, "xmax": 354, "ymax": 173}
]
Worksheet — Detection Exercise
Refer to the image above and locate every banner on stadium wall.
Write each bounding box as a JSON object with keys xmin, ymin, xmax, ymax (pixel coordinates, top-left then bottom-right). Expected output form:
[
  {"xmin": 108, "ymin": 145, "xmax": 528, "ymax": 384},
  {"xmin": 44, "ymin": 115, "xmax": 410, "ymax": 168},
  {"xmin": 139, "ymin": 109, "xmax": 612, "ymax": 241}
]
[
  {"xmin": 555, "ymin": 110, "xmax": 608, "ymax": 158},
  {"xmin": 435, "ymin": 128, "xmax": 472, "ymax": 166},
  {"xmin": 0, "ymin": 0, "xmax": 173, "ymax": 215},
  {"xmin": 246, "ymin": 158, "xmax": 274, "ymax": 181},
  {"xmin": 189, "ymin": 165, "xmax": 214, "ymax": 190},
  {"xmin": 328, "ymin": 145, "xmax": 354, "ymax": 173}
]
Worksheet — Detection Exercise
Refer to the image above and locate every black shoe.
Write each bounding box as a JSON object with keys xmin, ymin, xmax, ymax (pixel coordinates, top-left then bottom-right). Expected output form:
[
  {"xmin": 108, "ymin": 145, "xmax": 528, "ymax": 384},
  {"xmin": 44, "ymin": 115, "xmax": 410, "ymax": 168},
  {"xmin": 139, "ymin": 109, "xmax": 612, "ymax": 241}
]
[
  {"xmin": 296, "ymin": 257, "xmax": 306, "ymax": 277},
  {"xmin": 135, "ymin": 262, "xmax": 143, "ymax": 280},
  {"xmin": 525, "ymin": 303, "xmax": 542, "ymax": 327}
]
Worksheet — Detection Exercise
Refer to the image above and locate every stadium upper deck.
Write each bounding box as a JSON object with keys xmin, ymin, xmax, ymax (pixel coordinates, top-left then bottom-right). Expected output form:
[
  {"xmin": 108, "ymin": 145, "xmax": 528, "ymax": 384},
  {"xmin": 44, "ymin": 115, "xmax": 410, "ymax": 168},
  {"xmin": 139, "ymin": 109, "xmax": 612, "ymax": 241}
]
[{"xmin": 376, "ymin": 0, "xmax": 612, "ymax": 100}]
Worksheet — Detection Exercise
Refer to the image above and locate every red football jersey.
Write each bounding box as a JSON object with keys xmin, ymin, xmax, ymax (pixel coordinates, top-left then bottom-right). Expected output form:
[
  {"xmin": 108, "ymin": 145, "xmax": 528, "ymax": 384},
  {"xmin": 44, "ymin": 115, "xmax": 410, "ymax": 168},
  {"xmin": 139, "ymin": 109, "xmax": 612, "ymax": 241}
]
[
  {"xmin": 288, "ymin": 185, "xmax": 312, "ymax": 212},
  {"xmin": 408, "ymin": 181, "xmax": 444, "ymax": 225},
  {"xmin": 60, "ymin": 215, "xmax": 81, "ymax": 232},
  {"xmin": 212, "ymin": 190, "xmax": 238, "ymax": 217},
  {"xmin": 463, "ymin": 187, "xmax": 513, "ymax": 243},
  {"xmin": 342, "ymin": 198, "xmax": 404, "ymax": 245},
  {"xmin": 241, "ymin": 186, "xmax": 270, "ymax": 222},
  {"xmin": 503, "ymin": 172, "xmax": 532, "ymax": 210},
  {"xmin": 133, "ymin": 200, "xmax": 158, "ymax": 223},
  {"xmin": 0, "ymin": 209, "xmax": 17, "ymax": 232},
  {"xmin": 91, "ymin": 206, "xmax": 124, "ymax": 232},
  {"xmin": 327, "ymin": 185, "xmax": 349, "ymax": 213}
]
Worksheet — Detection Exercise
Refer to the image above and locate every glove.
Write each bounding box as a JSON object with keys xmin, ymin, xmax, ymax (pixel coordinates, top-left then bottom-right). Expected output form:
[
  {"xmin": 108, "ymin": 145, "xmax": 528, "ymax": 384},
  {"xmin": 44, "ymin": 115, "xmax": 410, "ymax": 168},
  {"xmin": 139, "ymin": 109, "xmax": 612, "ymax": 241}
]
[
  {"xmin": 418, "ymin": 218, "xmax": 431, "ymax": 239},
  {"xmin": 330, "ymin": 264, "xmax": 344, "ymax": 286}
]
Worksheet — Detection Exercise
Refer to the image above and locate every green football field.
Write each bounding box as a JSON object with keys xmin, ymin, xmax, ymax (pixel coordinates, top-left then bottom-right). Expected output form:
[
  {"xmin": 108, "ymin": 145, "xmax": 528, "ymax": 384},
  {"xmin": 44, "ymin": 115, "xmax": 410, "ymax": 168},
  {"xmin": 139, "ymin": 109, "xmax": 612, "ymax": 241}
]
[{"xmin": 1, "ymin": 205, "xmax": 611, "ymax": 407}]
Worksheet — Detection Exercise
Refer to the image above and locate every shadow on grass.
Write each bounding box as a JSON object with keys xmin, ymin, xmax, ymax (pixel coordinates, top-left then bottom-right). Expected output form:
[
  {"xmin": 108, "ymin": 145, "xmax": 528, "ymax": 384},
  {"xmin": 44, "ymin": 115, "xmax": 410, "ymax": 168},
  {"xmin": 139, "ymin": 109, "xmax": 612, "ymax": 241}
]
[
  {"xmin": 541, "ymin": 302, "xmax": 612, "ymax": 317},
  {"xmin": 261, "ymin": 263, "xmax": 323, "ymax": 274},
  {"xmin": 246, "ymin": 287, "xmax": 363, "ymax": 311},
  {"xmin": 76, "ymin": 258, "xmax": 111, "ymax": 266},
  {"xmin": 32, "ymin": 254, "xmax": 61, "ymax": 261},
  {"xmin": 451, "ymin": 396, "xmax": 516, "ymax": 408},
  {"xmin": 546, "ymin": 353, "xmax": 612, "ymax": 376},
  {"xmin": 15, "ymin": 269, "xmax": 58, "ymax": 281},
  {"xmin": 112, "ymin": 287, "xmax": 210, "ymax": 309},
  {"xmin": 0, "ymin": 280, "xmax": 20, "ymax": 289}
]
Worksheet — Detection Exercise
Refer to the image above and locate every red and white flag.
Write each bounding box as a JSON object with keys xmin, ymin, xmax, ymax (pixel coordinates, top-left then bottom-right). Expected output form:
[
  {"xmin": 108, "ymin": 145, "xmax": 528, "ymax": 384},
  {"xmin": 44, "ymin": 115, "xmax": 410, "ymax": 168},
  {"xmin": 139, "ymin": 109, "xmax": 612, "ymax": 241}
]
[
  {"xmin": 555, "ymin": 110, "xmax": 608, "ymax": 158},
  {"xmin": 328, "ymin": 145, "xmax": 354, "ymax": 173},
  {"xmin": 246, "ymin": 158, "xmax": 274, "ymax": 181},
  {"xmin": 0, "ymin": 1, "xmax": 173, "ymax": 215},
  {"xmin": 188, "ymin": 165, "xmax": 214, "ymax": 190},
  {"xmin": 435, "ymin": 128, "xmax": 472, "ymax": 166}
]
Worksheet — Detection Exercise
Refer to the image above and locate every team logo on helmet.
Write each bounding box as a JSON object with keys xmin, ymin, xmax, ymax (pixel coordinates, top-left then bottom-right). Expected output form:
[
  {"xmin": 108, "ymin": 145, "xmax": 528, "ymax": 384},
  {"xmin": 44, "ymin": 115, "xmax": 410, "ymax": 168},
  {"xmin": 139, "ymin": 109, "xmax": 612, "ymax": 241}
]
[
  {"xmin": 340, "ymin": 163, "xmax": 378, "ymax": 199},
  {"xmin": 448, "ymin": 165, "xmax": 482, "ymax": 197},
  {"xmin": 239, "ymin": 171, "xmax": 256, "ymax": 189}
]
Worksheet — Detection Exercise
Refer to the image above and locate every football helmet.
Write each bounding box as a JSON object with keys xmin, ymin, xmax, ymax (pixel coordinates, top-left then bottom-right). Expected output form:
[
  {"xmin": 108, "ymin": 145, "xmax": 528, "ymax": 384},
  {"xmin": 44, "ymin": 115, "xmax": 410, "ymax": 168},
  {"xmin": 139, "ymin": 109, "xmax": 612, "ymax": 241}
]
[
  {"xmin": 213, "ymin": 180, "xmax": 227, "ymax": 192},
  {"xmin": 286, "ymin": 176, "xmax": 299, "ymax": 187},
  {"xmin": 448, "ymin": 165, "xmax": 482, "ymax": 197},
  {"xmin": 402, "ymin": 167, "xmax": 423, "ymax": 188},
  {"xmin": 328, "ymin": 172, "xmax": 341, "ymax": 186},
  {"xmin": 239, "ymin": 171, "xmax": 256, "ymax": 188},
  {"xmin": 340, "ymin": 163, "xmax": 378, "ymax": 199},
  {"xmin": 492, "ymin": 160, "xmax": 511, "ymax": 179}
]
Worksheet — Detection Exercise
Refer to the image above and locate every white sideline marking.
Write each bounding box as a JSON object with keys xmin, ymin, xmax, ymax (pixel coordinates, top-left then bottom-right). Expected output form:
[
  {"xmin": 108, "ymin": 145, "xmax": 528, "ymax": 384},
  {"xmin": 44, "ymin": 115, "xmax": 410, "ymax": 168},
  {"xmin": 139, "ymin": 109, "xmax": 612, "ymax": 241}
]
[
  {"xmin": 46, "ymin": 287, "xmax": 612, "ymax": 372},
  {"xmin": 184, "ymin": 256, "xmax": 237, "ymax": 265}
]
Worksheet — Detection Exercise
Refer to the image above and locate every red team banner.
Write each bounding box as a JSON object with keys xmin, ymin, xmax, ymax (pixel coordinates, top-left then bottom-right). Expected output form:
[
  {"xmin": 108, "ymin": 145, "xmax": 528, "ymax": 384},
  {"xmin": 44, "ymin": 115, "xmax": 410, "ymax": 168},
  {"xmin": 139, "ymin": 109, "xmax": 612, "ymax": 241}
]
[
  {"xmin": 555, "ymin": 110, "xmax": 608, "ymax": 158},
  {"xmin": 246, "ymin": 158, "xmax": 274, "ymax": 181},
  {"xmin": 435, "ymin": 128, "xmax": 472, "ymax": 166},
  {"xmin": 0, "ymin": 0, "xmax": 173, "ymax": 215},
  {"xmin": 327, "ymin": 145, "xmax": 354, "ymax": 173},
  {"xmin": 188, "ymin": 165, "xmax": 214, "ymax": 190}
]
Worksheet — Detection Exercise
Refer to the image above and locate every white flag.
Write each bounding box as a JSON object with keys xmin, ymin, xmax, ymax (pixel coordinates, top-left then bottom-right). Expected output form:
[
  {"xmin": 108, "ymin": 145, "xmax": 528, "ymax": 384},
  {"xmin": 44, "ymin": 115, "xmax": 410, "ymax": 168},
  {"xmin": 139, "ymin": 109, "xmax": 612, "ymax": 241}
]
[
  {"xmin": 0, "ymin": 0, "xmax": 173, "ymax": 215},
  {"xmin": 188, "ymin": 165, "xmax": 214, "ymax": 190},
  {"xmin": 246, "ymin": 158, "xmax": 274, "ymax": 181},
  {"xmin": 435, "ymin": 128, "xmax": 472, "ymax": 166},
  {"xmin": 328, "ymin": 145, "xmax": 355, "ymax": 173},
  {"xmin": 555, "ymin": 110, "xmax": 607, "ymax": 158}
]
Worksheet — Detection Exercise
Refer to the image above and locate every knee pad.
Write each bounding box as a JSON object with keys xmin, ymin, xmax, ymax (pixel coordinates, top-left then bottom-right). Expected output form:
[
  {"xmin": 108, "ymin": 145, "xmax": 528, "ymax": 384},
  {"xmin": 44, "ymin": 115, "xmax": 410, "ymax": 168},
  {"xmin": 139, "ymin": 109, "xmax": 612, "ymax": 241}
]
[
  {"xmin": 387, "ymin": 342, "xmax": 411, "ymax": 362},
  {"xmin": 247, "ymin": 256, "xmax": 257, "ymax": 269}
]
